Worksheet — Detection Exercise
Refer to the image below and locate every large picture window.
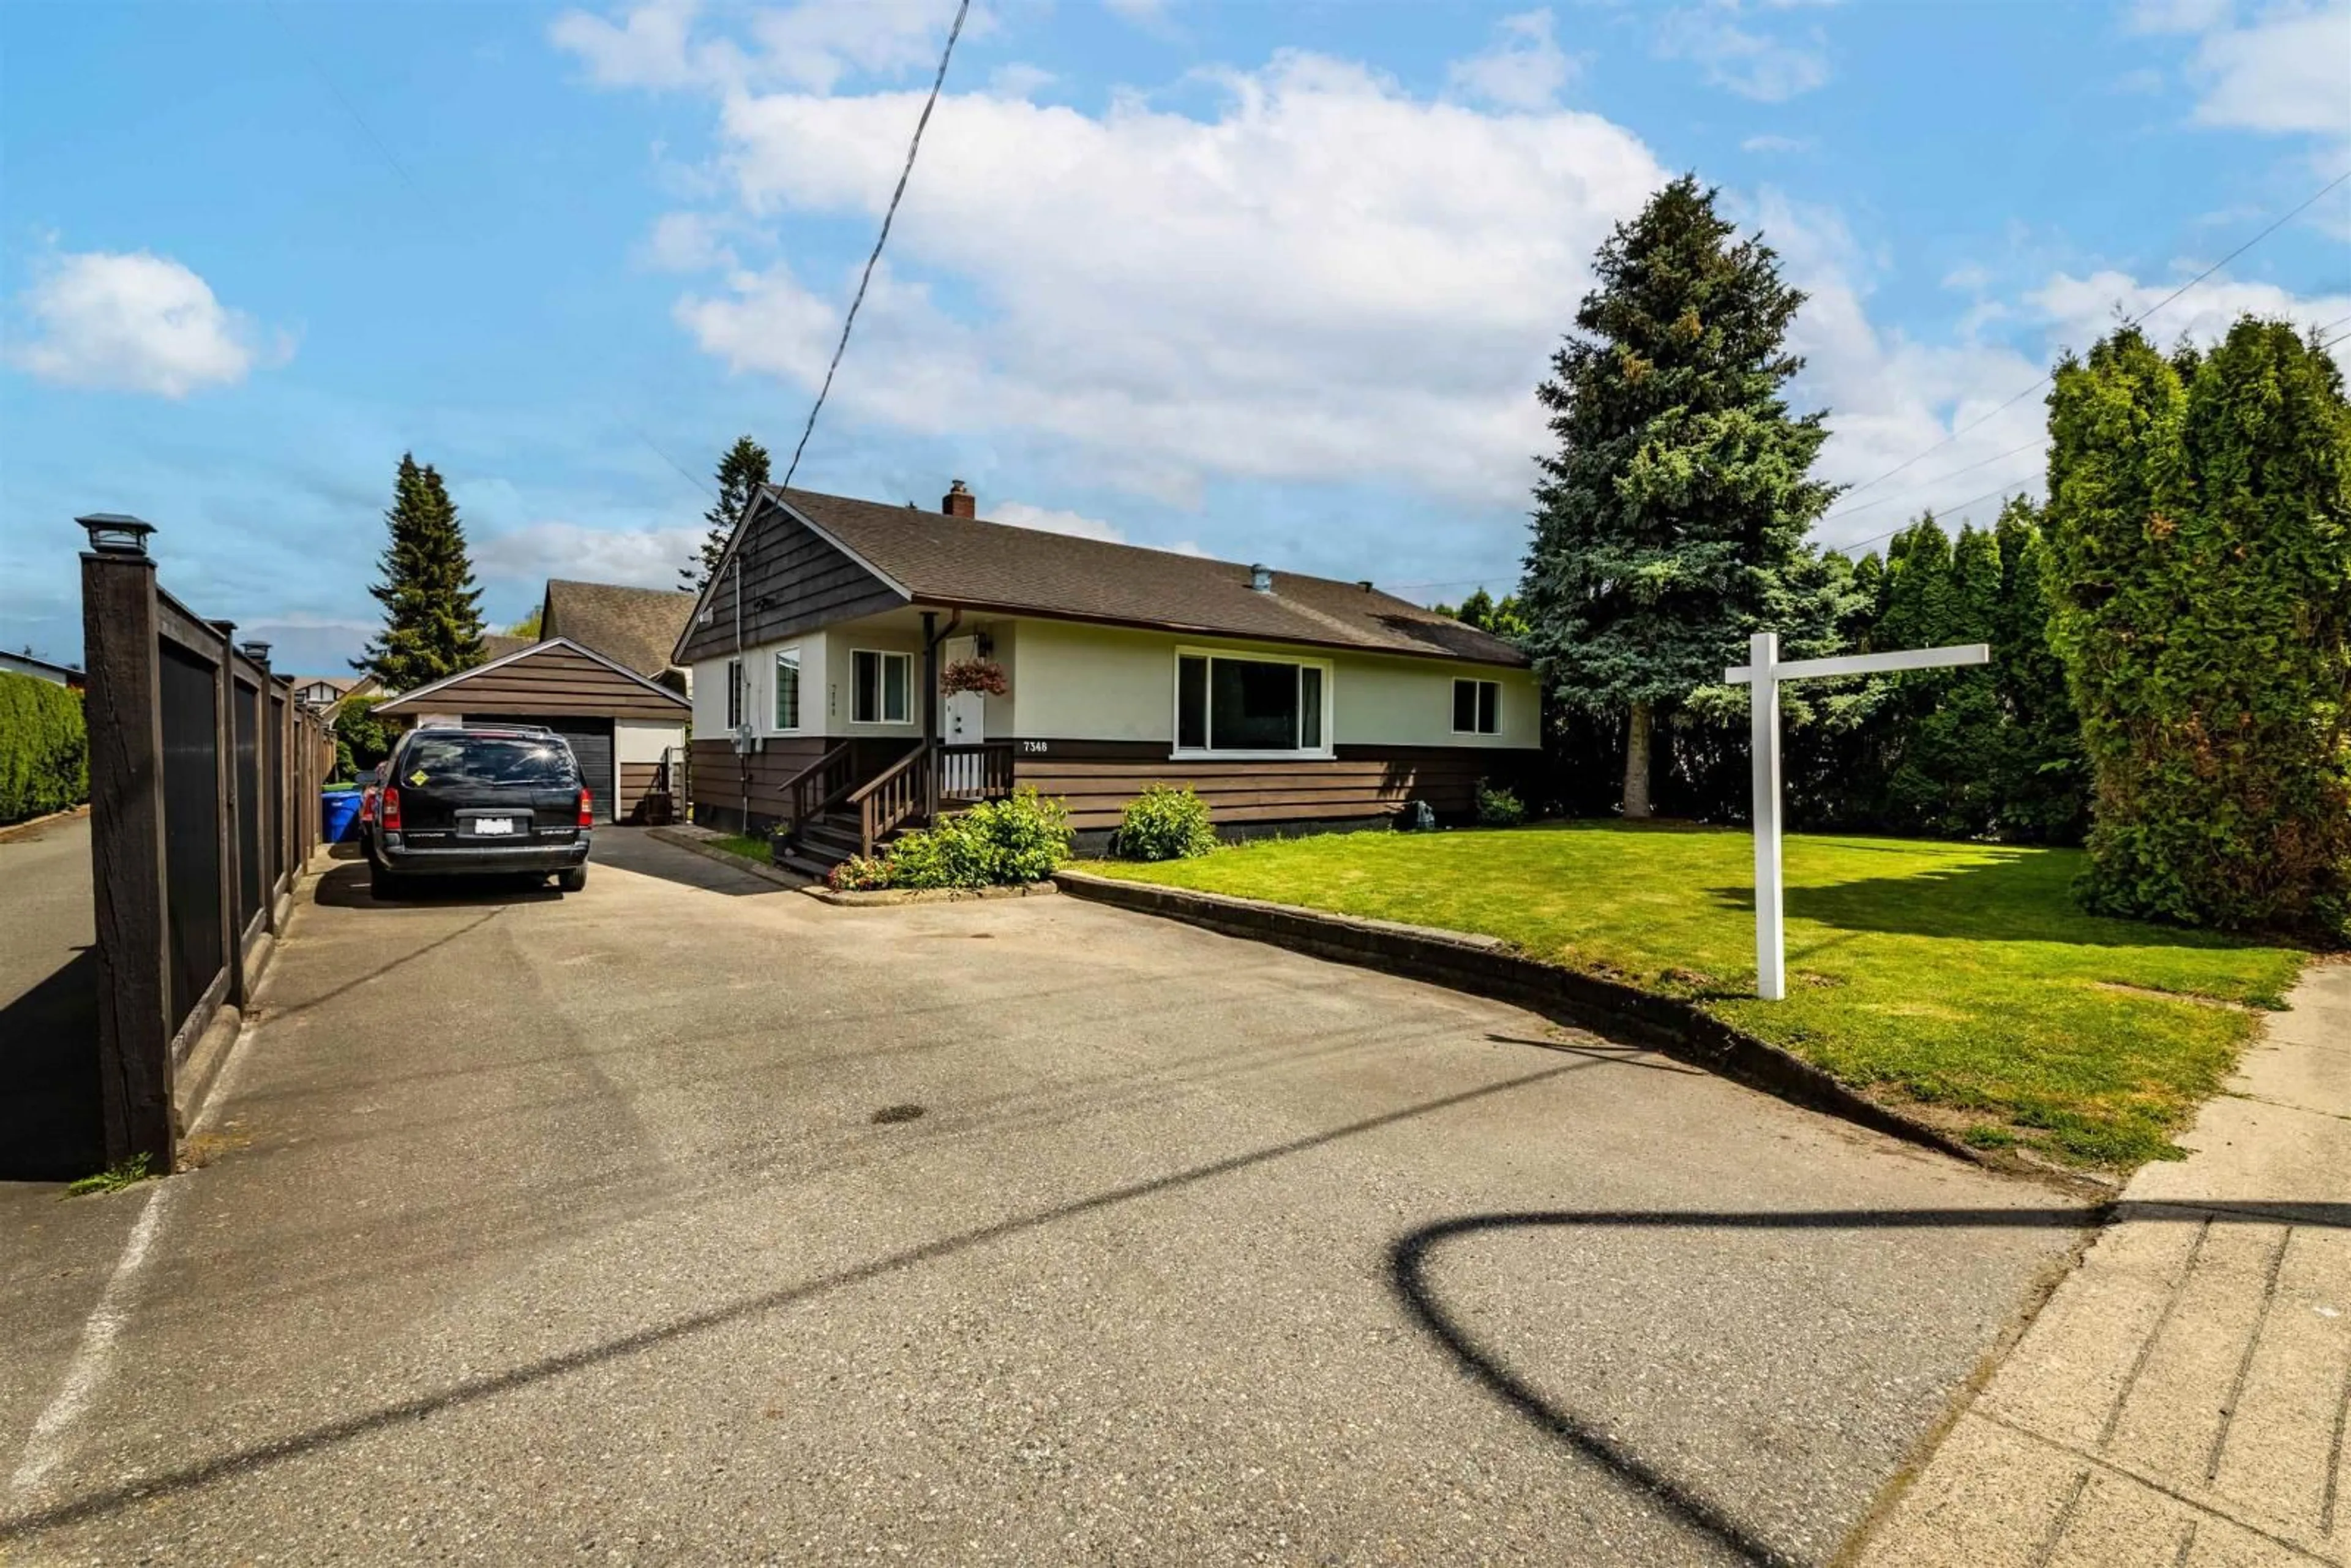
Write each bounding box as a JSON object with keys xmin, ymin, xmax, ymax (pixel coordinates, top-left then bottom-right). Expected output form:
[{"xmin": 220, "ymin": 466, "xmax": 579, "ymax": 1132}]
[
  {"xmin": 1453, "ymin": 678, "xmax": 1499, "ymax": 735},
  {"xmin": 773, "ymin": 648, "xmax": 801, "ymax": 732},
  {"xmin": 852, "ymin": 649, "xmax": 912, "ymax": 726},
  {"xmin": 1175, "ymin": 651, "xmax": 1330, "ymax": 756}
]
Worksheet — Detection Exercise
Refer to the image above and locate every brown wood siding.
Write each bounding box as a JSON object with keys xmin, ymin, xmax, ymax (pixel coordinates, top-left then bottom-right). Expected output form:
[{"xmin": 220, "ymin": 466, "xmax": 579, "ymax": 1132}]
[
  {"xmin": 677, "ymin": 509, "xmax": 906, "ymax": 666},
  {"xmin": 376, "ymin": 644, "xmax": 686, "ymax": 720},
  {"xmin": 619, "ymin": 762, "xmax": 661, "ymax": 820},
  {"xmin": 686, "ymin": 735, "xmax": 918, "ymax": 828},
  {"xmin": 1012, "ymin": 740, "xmax": 1539, "ymax": 830}
]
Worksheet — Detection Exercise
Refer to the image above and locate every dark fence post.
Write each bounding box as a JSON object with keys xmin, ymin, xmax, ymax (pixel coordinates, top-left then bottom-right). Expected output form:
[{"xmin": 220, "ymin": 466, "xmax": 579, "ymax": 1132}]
[
  {"xmin": 213, "ymin": 621, "xmax": 247, "ymax": 1011},
  {"xmin": 78, "ymin": 516, "xmax": 175, "ymax": 1167}
]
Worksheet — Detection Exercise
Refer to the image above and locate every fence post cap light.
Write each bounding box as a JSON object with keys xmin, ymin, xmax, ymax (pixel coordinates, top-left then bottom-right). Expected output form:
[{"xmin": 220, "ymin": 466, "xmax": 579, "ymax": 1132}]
[
  {"xmin": 77, "ymin": 513, "xmax": 157, "ymax": 557},
  {"xmin": 239, "ymin": 640, "xmax": 272, "ymax": 665}
]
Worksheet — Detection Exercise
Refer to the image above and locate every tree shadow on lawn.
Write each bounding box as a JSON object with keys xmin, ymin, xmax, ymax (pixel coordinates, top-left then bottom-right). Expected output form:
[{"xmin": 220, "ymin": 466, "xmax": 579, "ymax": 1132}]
[{"xmin": 1705, "ymin": 855, "xmax": 2292, "ymax": 953}]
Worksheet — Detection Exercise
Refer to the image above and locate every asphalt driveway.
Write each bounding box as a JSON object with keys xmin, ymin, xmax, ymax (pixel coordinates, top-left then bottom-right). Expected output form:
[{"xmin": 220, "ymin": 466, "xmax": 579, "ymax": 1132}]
[{"xmin": 1, "ymin": 830, "xmax": 2090, "ymax": 1565}]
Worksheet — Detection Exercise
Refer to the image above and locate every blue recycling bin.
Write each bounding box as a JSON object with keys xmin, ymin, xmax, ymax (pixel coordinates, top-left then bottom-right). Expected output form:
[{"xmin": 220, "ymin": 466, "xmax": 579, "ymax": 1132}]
[{"xmin": 321, "ymin": 789, "xmax": 364, "ymax": 844}]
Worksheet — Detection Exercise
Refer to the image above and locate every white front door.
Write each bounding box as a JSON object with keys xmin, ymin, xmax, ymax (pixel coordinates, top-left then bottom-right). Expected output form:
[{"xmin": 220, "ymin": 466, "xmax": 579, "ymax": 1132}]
[
  {"xmin": 941, "ymin": 636, "xmax": 987, "ymax": 798},
  {"xmin": 942, "ymin": 636, "xmax": 986, "ymax": 745}
]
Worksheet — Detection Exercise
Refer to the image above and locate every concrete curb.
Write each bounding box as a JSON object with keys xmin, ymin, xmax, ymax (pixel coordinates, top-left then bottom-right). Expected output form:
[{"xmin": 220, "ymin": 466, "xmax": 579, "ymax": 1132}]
[
  {"xmin": 1054, "ymin": 869, "xmax": 2000, "ymax": 1172},
  {"xmin": 0, "ymin": 802, "xmax": 91, "ymax": 845},
  {"xmin": 646, "ymin": 825, "xmax": 809, "ymax": 889},
  {"xmin": 801, "ymin": 880, "xmax": 1059, "ymax": 907}
]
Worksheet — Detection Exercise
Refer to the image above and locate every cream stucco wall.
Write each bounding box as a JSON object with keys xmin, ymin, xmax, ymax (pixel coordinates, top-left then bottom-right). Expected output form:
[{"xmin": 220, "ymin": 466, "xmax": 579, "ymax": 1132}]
[
  {"xmin": 615, "ymin": 718, "xmax": 686, "ymax": 763},
  {"xmin": 688, "ymin": 613, "xmax": 1537, "ymax": 751},
  {"xmin": 1007, "ymin": 617, "xmax": 1537, "ymax": 749},
  {"xmin": 822, "ymin": 625, "xmax": 925, "ymax": 739}
]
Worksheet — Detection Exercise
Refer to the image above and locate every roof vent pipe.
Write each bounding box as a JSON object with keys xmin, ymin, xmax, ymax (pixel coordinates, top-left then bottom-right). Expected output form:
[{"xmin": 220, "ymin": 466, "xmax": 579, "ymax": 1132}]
[{"xmin": 1250, "ymin": 564, "xmax": 1273, "ymax": 593}]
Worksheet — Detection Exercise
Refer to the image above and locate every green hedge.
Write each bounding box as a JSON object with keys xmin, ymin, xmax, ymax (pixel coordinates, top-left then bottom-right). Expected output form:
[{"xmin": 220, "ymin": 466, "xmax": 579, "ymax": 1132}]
[{"xmin": 0, "ymin": 670, "xmax": 89, "ymax": 825}]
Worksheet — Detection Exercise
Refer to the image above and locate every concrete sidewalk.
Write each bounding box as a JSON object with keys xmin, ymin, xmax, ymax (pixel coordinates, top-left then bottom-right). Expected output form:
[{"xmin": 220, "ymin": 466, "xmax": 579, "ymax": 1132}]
[{"xmin": 1859, "ymin": 962, "xmax": 2350, "ymax": 1567}]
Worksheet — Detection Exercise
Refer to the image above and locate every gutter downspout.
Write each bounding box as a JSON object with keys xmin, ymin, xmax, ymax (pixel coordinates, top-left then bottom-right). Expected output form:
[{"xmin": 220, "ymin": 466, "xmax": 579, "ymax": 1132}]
[{"xmin": 735, "ymin": 552, "xmax": 748, "ymax": 835}]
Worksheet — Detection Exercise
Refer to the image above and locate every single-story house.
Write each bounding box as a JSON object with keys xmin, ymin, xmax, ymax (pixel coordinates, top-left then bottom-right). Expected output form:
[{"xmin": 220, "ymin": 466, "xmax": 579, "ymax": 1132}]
[
  {"xmin": 2, "ymin": 650, "xmax": 87, "ymax": 690},
  {"xmin": 677, "ymin": 481, "xmax": 1539, "ymax": 865},
  {"xmin": 370, "ymin": 637, "xmax": 691, "ymax": 823},
  {"xmin": 538, "ymin": 579, "xmax": 697, "ymax": 695}
]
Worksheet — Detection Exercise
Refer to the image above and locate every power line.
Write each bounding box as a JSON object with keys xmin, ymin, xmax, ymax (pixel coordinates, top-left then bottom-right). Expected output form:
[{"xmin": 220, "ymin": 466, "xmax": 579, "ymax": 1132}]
[
  {"xmin": 1837, "ymin": 471, "xmax": 2043, "ymax": 555},
  {"xmin": 778, "ymin": 0, "xmax": 970, "ymax": 492},
  {"xmin": 1824, "ymin": 165, "xmax": 2351, "ymax": 514},
  {"xmin": 1818, "ymin": 438, "xmax": 2043, "ymax": 523}
]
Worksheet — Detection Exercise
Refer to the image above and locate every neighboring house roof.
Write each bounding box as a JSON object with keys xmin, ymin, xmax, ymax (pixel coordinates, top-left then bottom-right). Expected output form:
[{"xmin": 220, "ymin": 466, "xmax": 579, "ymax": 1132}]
[
  {"xmin": 541, "ymin": 580, "xmax": 697, "ymax": 680},
  {"xmin": 291, "ymin": 673, "xmax": 358, "ymax": 697},
  {"xmin": 679, "ymin": 486, "xmax": 1531, "ymax": 667},
  {"xmin": 1, "ymin": 650, "xmax": 87, "ymax": 687},
  {"xmin": 373, "ymin": 637, "xmax": 690, "ymax": 718},
  {"xmin": 478, "ymin": 634, "xmax": 536, "ymax": 663}
]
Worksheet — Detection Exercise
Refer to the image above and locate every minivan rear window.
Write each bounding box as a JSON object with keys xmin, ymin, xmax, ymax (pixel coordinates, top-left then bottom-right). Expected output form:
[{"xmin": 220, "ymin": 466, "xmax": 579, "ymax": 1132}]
[{"xmin": 400, "ymin": 735, "xmax": 578, "ymax": 789}]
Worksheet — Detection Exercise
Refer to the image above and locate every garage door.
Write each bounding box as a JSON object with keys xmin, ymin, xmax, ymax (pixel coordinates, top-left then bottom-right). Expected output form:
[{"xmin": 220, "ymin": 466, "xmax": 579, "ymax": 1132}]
[{"xmin": 464, "ymin": 715, "xmax": 617, "ymax": 822}]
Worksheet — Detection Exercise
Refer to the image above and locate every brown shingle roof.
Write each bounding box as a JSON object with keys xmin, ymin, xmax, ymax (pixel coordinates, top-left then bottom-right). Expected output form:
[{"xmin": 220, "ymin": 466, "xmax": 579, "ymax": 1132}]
[
  {"xmin": 478, "ymin": 634, "xmax": 536, "ymax": 663},
  {"xmin": 542, "ymin": 580, "xmax": 697, "ymax": 678},
  {"xmin": 773, "ymin": 487, "xmax": 1528, "ymax": 666}
]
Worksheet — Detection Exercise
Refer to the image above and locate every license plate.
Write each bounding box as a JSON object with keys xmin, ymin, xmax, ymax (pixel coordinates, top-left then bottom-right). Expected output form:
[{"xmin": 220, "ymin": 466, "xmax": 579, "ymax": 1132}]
[{"xmin": 470, "ymin": 817, "xmax": 517, "ymax": 836}]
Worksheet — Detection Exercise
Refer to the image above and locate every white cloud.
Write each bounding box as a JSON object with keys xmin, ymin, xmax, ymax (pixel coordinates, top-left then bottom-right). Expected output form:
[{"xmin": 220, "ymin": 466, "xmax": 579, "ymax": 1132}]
[
  {"xmin": 10, "ymin": 250, "xmax": 276, "ymax": 398},
  {"xmin": 475, "ymin": 520, "xmax": 704, "ymax": 588},
  {"xmin": 1656, "ymin": 2, "xmax": 1832, "ymax": 102},
  {"xmin": 1447, "ymin": 10, "xmax": 1580, "ymax": 110},
  {"xmin": 669, "ymin": 52, "xmax": 1666, "ymax": 506},
  {"xmin": 1739, "ymin": 132, "xmax": 1813, "ymax": 153},
  {"xmin": 2181, "ymin": 2, "xmax": 2351, "ymax": 137},
  {"xmin": 991, "ymin": 498, "xmax": 1205, "ymax": 555},
  {"xmin": 1764, "ymin": 187, "xmax": 2351, "ymax": 550},
  {"xmin": 550, "ymin": 0, "xmax": 968, "ymax": 94},
  {"xmin": 988, "ymin": 62, "xmax": 1055, "ymax": 99},
  {"xmin": 640, "ymin": 210, "xmax": 738, "ymax": 271}
]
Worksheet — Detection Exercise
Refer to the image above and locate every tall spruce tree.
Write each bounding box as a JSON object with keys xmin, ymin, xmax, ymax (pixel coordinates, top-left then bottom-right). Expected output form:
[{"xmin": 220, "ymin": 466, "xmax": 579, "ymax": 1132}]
[
  {"xmin": 2045, "ymin": 320, "xmax": 2351, "ymax": 936},
  {"xmin": 1522, "ymin": 176, "xmax": 1841, "ymax": 817},
  {"xmin": 356, "ymin": 454, "xmax": 484, "ymax": 691},
  {"xmin": 683, "ymin": 435, "xmax": 771, "ymax": 593}
]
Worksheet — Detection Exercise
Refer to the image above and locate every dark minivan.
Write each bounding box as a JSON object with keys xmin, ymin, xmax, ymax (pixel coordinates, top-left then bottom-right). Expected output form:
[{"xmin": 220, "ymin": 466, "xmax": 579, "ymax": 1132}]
[{"xmin": 370, "ymin": 725, "xmax": 593, "ymax": 899}]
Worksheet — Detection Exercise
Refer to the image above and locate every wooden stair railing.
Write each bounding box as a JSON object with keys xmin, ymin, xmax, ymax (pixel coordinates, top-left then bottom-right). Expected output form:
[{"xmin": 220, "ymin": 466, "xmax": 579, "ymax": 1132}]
[
  {"xmin": 846, "ymin": 743, "xmax": 929, "ymax": 858},
  {"xmin": 937, "ymin": 741, "xmax": 1016, "ymax": 803},
  {"xmin": 782, "ymin": 741, "xmax": 857, "ymax": 835}
]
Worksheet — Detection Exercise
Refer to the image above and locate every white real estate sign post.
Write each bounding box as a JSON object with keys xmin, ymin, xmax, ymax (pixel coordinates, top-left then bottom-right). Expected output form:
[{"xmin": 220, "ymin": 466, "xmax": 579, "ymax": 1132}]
[{"xmin": 1726, "ymin": 632, "xmax": 1990, "ymax": 1001}]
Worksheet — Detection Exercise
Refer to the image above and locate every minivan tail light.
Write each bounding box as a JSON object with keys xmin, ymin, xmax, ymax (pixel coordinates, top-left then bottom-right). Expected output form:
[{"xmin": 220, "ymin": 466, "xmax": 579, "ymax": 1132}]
[
  {"xmin": 381, "ymin": 786, "xmax": 402, "ymax": 831},
  {"xmin": 577, "ymin": 789, "xmax": 593, "ymax": 828}
]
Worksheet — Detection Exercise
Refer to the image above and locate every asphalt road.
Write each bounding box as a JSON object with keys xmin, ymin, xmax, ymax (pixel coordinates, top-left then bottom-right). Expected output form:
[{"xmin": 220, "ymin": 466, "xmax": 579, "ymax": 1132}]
[
  {"xmin": 0, "ymin": 812, "xmax": 101, "ymax": 1178},
  {"xmin": 0, "ymin": 830, "xmax": 2091, "ymax": 1565}
]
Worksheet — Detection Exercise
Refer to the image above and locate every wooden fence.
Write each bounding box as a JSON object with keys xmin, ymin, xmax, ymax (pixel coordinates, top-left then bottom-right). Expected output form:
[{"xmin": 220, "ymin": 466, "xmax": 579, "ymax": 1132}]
[{"xmin": 78, "ymin": 514, "xmax": 336, "ymax": 1168}]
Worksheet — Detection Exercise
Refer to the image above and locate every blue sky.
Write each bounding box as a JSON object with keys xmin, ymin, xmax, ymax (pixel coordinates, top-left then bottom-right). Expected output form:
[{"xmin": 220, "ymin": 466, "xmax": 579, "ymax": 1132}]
[{"xmin": 4, "ymin": 0, "xmax": 2347, "ymax": 675}]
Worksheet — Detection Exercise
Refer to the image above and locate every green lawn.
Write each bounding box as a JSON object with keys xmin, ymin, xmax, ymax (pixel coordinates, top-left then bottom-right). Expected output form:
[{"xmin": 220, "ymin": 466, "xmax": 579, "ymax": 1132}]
[
  {"xmin": 1087, "ymin": 822, "xmax": 2309, "ymax": 1169},
  {"xmin": 713, "ymin": 833, "xmax": 773, "ymax": 864}
]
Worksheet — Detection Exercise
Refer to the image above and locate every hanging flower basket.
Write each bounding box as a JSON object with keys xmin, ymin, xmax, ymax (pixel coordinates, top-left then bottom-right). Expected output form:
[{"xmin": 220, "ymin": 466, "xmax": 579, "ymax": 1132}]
[{"xmin": 940, "ymin": 658, "xmax": 1008, "ymax": 697}]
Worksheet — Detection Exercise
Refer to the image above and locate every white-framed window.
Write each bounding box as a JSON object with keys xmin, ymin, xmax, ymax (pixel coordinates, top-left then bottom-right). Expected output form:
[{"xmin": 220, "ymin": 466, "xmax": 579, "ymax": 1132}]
[
  {"xmin": 725, "ymin": 658, "xmax": 744, "ymax": 729},
  {"xmin": 773, "ymin": 648, "xmax": 801, "ymax": 732},
  {"xmin": 851, "ymin": 649, "xmax": 913, "ymax": 726},
  {"xmin": 1452, "ymin": 678, "xmax": 1500, "ymax": 736},
  {"xmin": 1174, "ymin": 649, "xmax": 1332, "ymax": 758}
]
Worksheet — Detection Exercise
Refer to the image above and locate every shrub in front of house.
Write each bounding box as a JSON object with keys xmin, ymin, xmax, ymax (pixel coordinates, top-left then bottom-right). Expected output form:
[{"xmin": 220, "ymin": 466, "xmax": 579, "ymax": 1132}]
[
  {"xmin": 851, "ymin": 787, "xmax": 1074, "ymax": 890},
  {"xmin": 1116, "ymin": 784, "xmax": 1218, "ymax": 861},
  {"xmin": 0, "ymin": 670, "xmax": 88, "ymax": 826},
  {"xmin": 1475, "ymin": 782, "xmax": 1526, "ymax": 827},
  {"xmin": 827, "ymin": 853, "xmax": 893, "ymax": 892}
]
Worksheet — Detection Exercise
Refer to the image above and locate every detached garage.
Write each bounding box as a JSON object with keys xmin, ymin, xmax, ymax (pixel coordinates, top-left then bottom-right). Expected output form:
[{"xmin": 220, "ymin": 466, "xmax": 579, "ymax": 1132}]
[{"xmin": 373, "ymin": 638, "xmax": 689, "ymax": 823}]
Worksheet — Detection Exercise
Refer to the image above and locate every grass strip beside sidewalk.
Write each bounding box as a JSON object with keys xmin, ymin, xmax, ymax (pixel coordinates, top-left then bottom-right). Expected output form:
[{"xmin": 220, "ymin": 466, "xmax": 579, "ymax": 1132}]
[{"xmin": 1087, "ymin": 821, "xmax": 2308, "ymax": 1170}]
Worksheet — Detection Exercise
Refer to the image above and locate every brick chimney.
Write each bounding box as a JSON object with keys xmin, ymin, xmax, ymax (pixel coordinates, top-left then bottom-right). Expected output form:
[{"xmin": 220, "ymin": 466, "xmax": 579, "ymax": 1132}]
[{"xmin": 943, "ymin": 479, "xmax": 976, "ymax": 519}]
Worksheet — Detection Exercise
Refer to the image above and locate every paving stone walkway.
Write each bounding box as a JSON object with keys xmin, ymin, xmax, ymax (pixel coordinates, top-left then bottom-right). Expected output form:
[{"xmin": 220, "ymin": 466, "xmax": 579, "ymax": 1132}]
[{"xmin": 1860, "ymin": 962, "xmax": 2351, "ymax": 1567}]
